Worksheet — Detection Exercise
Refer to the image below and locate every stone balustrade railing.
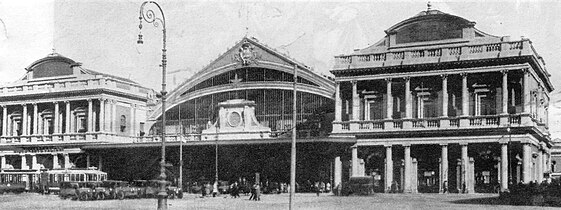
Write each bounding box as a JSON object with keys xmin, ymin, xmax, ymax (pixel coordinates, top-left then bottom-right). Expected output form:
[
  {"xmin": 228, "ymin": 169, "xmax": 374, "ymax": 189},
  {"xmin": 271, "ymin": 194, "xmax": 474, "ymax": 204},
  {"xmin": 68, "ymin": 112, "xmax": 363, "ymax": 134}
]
[
  {"xmin": 333, "ymin": 39, "xmax": 541, "ymax": 70},
  {"xmin": 333, "ymin": 113, "xmax": 544, "ymax": 134},
  {"xmin": 0, "ymin": 77, "xmax": 151, "ymax": 98}
]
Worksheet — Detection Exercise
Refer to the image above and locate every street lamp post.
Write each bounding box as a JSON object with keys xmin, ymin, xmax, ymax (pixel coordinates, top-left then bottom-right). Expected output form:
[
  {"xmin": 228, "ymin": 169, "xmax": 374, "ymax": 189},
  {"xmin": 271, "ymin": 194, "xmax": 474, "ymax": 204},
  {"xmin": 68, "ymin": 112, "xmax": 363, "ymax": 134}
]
[{"xmin": 138, "ymin": 1, "xmax": 168, "ymax": 209}]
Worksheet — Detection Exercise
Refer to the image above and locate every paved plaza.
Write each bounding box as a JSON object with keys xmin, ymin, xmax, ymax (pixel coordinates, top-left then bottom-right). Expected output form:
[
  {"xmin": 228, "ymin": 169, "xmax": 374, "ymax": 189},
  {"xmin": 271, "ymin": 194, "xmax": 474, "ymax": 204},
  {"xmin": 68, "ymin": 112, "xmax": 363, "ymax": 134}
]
[{"xmin": 1, "ymin": 193, "xmax": 558, "ymax": 210}]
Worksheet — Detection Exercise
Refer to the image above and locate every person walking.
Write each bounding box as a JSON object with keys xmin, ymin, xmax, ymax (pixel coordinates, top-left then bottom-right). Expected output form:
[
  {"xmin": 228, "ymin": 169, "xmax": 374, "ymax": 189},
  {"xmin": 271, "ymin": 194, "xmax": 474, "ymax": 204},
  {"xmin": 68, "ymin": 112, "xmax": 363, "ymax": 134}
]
[
  {"xmin": 249, "ymin": 183, "xmax": 256, "ymax": 200},
  {"xmin": 254, "ymin": 183, "xmax": 261, "ymax": 201},
  {"xmin": 201, "ymin": 183, "xmax": 207, "ymax": 197},
  {"xmin": 212, "ymin": 181, "xmax": 219, "ymax": 197}
]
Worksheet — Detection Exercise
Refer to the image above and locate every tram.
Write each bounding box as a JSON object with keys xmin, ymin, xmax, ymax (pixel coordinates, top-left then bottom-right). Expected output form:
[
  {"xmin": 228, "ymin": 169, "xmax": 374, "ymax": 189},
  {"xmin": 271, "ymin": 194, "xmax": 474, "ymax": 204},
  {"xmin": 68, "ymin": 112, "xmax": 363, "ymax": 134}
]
[
  {"xmin": 0, "ymin": 167, "xmax": 107, "ymax": 194},
  {"xmin": 39, "ymin": 167, "xmax": 107, "ymax": 194},
  {"xmin": 0, "ymin": 169, "xmax": 41, "ymax": 194}
]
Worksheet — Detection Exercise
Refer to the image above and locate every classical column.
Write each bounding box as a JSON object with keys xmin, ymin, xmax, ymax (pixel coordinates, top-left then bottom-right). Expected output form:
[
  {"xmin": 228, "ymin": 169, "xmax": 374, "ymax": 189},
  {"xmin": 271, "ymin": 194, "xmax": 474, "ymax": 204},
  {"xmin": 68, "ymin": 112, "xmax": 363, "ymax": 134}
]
[
  {"xmin": 461, "ymin": 143, "xmax": 469, "ymax": 193},
  {"xmin": 86, "ymin": 154, "xmax": 90, "ymax": 168},
  {"xmin": 351, "ymin": 146, "xmax": 358, "ymax": 177},
  {"xmin": 386, "ymin": 79, "xmax": 393, "ymax": 119},
  {"xmin": 502, "ymin": 70, "xmax": 509, "ymax": 114},
  {"xmin": 500, "ymin": 142, "xmax": 509, "ymax": 192},
  {"xmin": 87, "ymin": 99, "xmax": 93, "ymax": 132},
  {"xmin": 537, "ymin": 149, "xmax": 543, "ymax": 183},
  {"xmin": 1, "ymin": 105, "xmax": 7, "ymax": 136},
  {"xmin": 405, "ymin": 77, "xmax": 412, "ymax": 118},
  {"xmin": 440, "ymin": 144, "xmax": 448, "ymax": 193},
  {"xmin": 112, "ymin": 100, "xmax": 117, "ymax": 133},
  {"xmin": 385, "ymin": 145, "xmax": 393, "ymax": 193},
  {"xmin": 522, "ymin": 69, "xmax": 530, "ymax": 113},
  {"xmin": 351, "ymin": 81, "xmax": 359, "ymax": 121},
  {"xmin": 65, "ymin": 101, "xmax": 71, "ymax": 134},
  {"xmin": 441, "ymin": 75, "xmax": 448, "ymax": 117},
  {"xmin": 22, "ymin": 104, "xmax": 27, "ymax": 135},
  {"xmin": 335, "ymin": 82, "xmax": 342, "ymax": 122},
  {"xmin": 54, "ymin": 102, "xmax": 60, "ymax": 134},
  {"xmin": 31, "ymin": 154, "xmax": 37, "ymax": 169},
  {"xmin": 99, "ymin": 99, "xmax": 105, "ymax": 132},
  {"xmin": 404, "ymin": 144, "xmax": 412, "ymax": 193},
  {"xmin": 461, "ymin": 73, "xmax": 469, "ymax": 116},
  {"xmin": 98, "ymin": 156, "xmax": 103, "ymax": 171},
  {"xmin": 0, "ymin": 154, "xmax": 5, "ymax": 170},
  {"xmin": 130, "ymin": 104, "xmax": 136, "ymax": 136},
  {"xmin": 522, "ymin": 143, "xmax": 531, "ymax": 183},
  {"xmin": 64, "ymin": 153, "xmax": 70, "ymax": 169},
  {"xmin": 20, "ymin": 154, "xmax": 27, "ymax": 170},
  {"xmin": 333, "ymin": 156, "xmax": 342, "ymax": 192},
  {"xmin": 52, "ymin": 153, "xmax": 59, "ymax": 169},
  {"xmin": 33, "ymin": 103, "xmax": 38, "ymax": 135}
]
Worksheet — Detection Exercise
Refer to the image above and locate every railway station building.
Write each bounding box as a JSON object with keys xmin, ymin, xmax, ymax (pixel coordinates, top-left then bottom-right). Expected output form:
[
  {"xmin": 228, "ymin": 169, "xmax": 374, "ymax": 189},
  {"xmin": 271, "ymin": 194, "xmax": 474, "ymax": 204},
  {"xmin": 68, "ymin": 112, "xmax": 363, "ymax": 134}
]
[{"xmin": 329, "ymin": 8, "xmax": 554, "ymax": 193}]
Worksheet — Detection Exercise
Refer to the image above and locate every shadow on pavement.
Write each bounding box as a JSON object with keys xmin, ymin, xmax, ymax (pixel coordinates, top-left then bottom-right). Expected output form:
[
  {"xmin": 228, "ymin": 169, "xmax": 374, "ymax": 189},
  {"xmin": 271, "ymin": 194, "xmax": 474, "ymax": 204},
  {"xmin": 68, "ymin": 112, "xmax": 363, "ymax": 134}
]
[{"xmin": 449, "ymin": 196, "xmax": 511, "ymax": 206}]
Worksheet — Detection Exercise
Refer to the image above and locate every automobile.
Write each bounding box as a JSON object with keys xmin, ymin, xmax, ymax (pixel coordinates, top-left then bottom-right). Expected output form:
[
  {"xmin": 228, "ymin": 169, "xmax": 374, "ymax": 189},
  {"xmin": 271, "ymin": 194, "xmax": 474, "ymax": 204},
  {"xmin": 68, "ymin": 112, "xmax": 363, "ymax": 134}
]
[
  {"xmin": 59, "ymin": 181, "xmax": 98, "ymax": 201},
  {"xmin": 112, "ymin": 181, "xmax": 141, "ymax": 200},
  {"xmin": 95, "ymin": 180, "xmax": 122, "ymax": 200},
  {"xmin": 59, "ymin": 182, "xmax": 79, "ymax": 200},
  {"xmin": 132, "ymin": 180, "xmax": 158, "ymax": 198},
  {"xmin": 166, "ymin": 181, "xmax": 183, "ymax": 199},
  {"xmin": 136, "ymin": 180, "xmax": 183, "ymax": 199}
]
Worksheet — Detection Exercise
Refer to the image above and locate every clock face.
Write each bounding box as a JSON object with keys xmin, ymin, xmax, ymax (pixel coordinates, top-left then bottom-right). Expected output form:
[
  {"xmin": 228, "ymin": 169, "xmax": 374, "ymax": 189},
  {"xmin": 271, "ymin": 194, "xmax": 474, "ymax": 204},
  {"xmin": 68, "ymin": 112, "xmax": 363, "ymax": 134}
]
[{"xmin": 227, "ymin": 111, "xmax": 242, "ymax": 127}]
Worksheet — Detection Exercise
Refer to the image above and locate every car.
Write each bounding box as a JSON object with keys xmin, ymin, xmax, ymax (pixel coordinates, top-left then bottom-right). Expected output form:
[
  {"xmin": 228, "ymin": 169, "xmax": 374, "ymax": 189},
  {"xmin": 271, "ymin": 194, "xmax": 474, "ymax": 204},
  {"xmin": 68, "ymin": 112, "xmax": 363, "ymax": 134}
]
[
  {"xmin": 59, "ymin": 181, "xmax": 98, "ymax": 201},
  {"xmin": 95, "ymin": 180, "xmax": 123, "ymax": 200},
  {"xmin": 132, "ymin": 180, "xmax": 158, "ymax": 198},
  {"xmin": 112, "ymin": 181, "xmax": 141, "ymax": 200},
  {"xmin": 59, "ymin": 182, "xmax": 79, "ymax": 200},
  {"xmin": 166, "ymin": 181, "xmax": 183, "ymax": 199}
]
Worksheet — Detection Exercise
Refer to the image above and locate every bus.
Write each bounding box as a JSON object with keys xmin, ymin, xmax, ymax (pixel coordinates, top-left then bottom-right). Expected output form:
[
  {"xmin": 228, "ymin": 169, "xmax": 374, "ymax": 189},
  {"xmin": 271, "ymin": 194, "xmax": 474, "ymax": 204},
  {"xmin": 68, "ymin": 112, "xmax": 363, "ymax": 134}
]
[
  {"xmin": 0, "ymin": 169, "xmax": 41, "ymax": 194},
  {"xmin": 39, "ymin": 168, "xmax": 107, "ymax": 194}
]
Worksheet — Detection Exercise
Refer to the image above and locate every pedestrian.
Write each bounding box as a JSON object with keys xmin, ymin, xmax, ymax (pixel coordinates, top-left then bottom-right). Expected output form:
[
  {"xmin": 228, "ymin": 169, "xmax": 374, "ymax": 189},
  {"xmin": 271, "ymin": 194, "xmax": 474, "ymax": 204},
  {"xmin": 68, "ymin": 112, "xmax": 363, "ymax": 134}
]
[
  {"xmin": 212, "ymin": 181, "xmax": 219, "ymax": 197},
  {"xmin": 254, "ymin": 183, "xmax": 261, "ymax": 201},
  {"xmin": 201, "ymin": 183, "xmax": 207, "ymax": 197},
  {"xmin": 326, "ymin": 182, "xmax": 331, "ymax": 193},
  {"xmin": 249, "ymin": 183, "xmax": 256, "ymax": 200},
  {"xmin": 442, "ymin": 181, "xmax": 448, "ymax": 193},
  {"xmin": 315, "ymin": 182, "xmax": 320, "ymax": 196}
]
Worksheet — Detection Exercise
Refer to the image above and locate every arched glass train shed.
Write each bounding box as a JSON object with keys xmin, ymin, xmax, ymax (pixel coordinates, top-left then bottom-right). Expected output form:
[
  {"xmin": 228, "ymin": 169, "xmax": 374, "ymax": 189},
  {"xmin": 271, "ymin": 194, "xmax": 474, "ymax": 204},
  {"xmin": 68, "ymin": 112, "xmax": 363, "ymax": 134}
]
[{"xmin": 148, "ymin": 37, "xmax": 335, "ymax": 138}]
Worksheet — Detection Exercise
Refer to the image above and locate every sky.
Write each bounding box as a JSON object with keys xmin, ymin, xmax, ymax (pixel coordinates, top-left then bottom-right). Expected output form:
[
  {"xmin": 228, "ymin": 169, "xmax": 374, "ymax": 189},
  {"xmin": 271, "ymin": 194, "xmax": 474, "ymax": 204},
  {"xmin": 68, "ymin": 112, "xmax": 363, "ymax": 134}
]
[{"xmin": 1, "ymin": 0, "xmax": 560, "ymax": 137}]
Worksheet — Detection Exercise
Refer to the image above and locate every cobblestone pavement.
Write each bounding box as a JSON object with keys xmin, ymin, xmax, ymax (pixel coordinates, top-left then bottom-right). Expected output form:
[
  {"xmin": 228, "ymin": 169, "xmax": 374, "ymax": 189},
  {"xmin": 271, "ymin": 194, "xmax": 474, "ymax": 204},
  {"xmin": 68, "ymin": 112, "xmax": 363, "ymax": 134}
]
[{"xmin": 0, "ymin": 192, "xmax": 557, "ymax": 210}]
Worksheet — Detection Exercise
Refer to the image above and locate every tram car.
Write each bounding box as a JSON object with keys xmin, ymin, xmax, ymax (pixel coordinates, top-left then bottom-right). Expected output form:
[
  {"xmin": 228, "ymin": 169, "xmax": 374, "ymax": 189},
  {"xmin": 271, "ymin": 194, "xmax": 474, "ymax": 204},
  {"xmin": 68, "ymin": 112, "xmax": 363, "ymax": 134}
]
[
  {"xmin": 39, "ymin": 167, "xmax": 107, "ymax": 194},
  {"xmin": 0, "ymin": 169, "xmax": 41, "ymax": 194}
]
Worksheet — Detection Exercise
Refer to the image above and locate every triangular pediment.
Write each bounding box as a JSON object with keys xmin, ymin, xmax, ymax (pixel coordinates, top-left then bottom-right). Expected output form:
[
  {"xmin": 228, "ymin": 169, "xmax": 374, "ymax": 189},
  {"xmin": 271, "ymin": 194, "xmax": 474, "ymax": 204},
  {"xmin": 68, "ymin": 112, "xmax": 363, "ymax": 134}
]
[{"xmin": 202, "ymin": 37, "xmax": 306, "ymax": 74}]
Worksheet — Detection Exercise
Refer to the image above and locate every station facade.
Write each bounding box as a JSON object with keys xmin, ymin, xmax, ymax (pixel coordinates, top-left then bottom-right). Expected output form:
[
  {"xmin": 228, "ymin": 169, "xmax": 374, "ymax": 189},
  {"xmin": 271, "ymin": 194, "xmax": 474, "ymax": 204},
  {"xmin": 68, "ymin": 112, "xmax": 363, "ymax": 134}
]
[
  {"xmin": 0, "ymin": 53, "xmax": 154, "ymax": 172},
  {"xmin": 0, "ymin": 6, "xmax": 557, "ymax": 195},
  {"xmin": 330, "ymin": 9, "xmax": 554, "ymax": 193}
]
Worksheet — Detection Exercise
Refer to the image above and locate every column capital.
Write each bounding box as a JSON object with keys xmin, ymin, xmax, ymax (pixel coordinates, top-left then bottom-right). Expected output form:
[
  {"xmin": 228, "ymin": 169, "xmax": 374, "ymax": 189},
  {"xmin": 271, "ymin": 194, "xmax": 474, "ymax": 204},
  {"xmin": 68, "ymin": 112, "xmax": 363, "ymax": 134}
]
[
  {"xmin": 384, "ymin": 144, "xmax": 393, "ymax": 148},
  {"xmin": 522, "ymin": 68, "xmax": 530, "ymax": 74},
  {"xmin": 53, "ymin": 101, "xmax": 59, "ymax": 105},
  {"xmin": 0, "ymin": 104, "xmax": 5, "ymax": 108},
  {"xmin": 64, "ymin": 100, "xmax": 70, "ymax": 104},
  {"xmin": 501, "ymin": 69, "xmax": 509, "ymax": 75},
  {"xmin": 439, "ymin": 143, "xmax": 448, "ymax": 147},
  {"xmin": 99, "ymin": 98, "xmax": 105, "ymax": 102},
  {"xmin": 87, "ymin": 99, "xmax": 92, "ymax": 102},
  {"xmin": 460, "ymin": 72, "xmax": 468, "ymax": 77},
  {"xmin": 351, "ymin": 80, "xmax": 357, "ymax": 85},
  {"xmin": 385, "ymin": 78, "xmax": 392, "ymax": 83},
  {"xmin": 21, "ymin": 103, "xmax": 27, "ymax": 106},
  {"xmin": 402, "ymin": 143, "xmax": 411, "ymax": 147},
  {"xmin": 459, "ymin": 142, "xmax": 469, "ymax": 146},
  {"xmin": 403, "ymin": 76, "xmax": 410, "ymax": 82},
  {"xmin": 440, "ymin": 74, "xmax": 448, "ymax": 79},
  {"xmin": 32, "ymin": 102, "xmax": 37, "ymax": 106},
  {"xmin": 335, "ymin": 81, "xmax": 341, "ymax": 85}
]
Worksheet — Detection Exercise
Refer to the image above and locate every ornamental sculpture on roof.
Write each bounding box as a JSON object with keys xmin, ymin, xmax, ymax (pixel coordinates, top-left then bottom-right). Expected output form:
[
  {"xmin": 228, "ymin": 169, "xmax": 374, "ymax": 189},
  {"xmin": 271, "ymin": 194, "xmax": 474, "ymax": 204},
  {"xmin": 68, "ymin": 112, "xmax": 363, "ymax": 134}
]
[{"xmin": 233, "ymin": 40, "xmax": 260, "ymax": 66}]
